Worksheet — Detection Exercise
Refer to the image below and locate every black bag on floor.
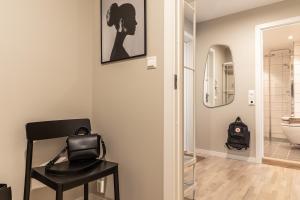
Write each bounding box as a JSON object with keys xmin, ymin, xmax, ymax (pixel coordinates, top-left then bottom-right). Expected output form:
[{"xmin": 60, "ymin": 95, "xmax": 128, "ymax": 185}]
[
  {"xmin": 0, "ymin": 184, "xmax": 12, "ymax": 200},
  {"xmin": 226, "ymin": 117, "xmax": 250, "ymax": 150}
]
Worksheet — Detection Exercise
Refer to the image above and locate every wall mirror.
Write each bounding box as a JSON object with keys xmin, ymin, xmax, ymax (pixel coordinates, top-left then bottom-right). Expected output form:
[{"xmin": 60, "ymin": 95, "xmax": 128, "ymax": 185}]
[{"xmin": 203, "ymin": 45, "xmax": 235, "ymax": 108}]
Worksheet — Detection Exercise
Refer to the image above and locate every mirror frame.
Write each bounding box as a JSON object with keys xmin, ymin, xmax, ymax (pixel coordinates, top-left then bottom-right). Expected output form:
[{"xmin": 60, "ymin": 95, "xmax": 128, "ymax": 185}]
[{"xmin": 202, "ymin": 44, "xmax": 235, "ymax": 108}]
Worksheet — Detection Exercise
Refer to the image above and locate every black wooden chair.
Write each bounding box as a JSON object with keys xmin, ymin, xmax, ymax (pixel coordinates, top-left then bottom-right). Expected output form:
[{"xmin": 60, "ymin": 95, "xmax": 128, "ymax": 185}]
[{"xmin": 23, "ymin": 119, "xmax": 120, "ymax": 200}]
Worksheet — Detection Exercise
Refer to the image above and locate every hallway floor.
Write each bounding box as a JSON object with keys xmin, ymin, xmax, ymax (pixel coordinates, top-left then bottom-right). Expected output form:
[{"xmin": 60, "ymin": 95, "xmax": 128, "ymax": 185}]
[{"xmin": 192, "ymin": 156, "xmax": 300, "ymax": 200}]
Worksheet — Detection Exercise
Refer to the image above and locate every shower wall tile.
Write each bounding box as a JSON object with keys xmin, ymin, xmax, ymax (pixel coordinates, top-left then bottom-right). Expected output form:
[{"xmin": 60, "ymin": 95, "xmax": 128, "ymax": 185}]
[
  {"xmin": 264, "ymin": 51, "xmax": 291, "ymax": 139},
  {"xmin": 269, "ymin": 103, "xmax": 284, "ymax": 111},
  {"xmin": 294, "ymin": 65, "xmax": 300, "ymax": 76},
  {"xmin": 270, "ymin": 96, "xmax": 288, "ymax": 103},
  {"xmin": 264, "ymin": 119, "xmax": 270, "ymax": 126},
  {"xmin": 294, "ymin": 44, "xmax": 300, "ymax": 55},
  {"xmin": 272, "ymin": 126, "xmax": 282, "ymax": 134},
  {"xmin": 264, "ymin": 82, "xmax": 269, "ymax": 90},
  {"xmin": 271, "ymin": 56, "xmax": 283, "ymax": 65},
  {"xmin": 270, "ymin": 89, "xmax": 284, "ymax": 96},
  {"xmin": 294, "ymin": 56, "xmax": 300, "ymax": 64},
  {"xmin": 294, "ymin": 43, "xmax": 300, "ymax": 117},
  {"xmin": 264, "ymin": 73, "xmax": 269, "ymax": 81},
  {"xmin": 283, "ymin": 57, "xmax": 290, "ymax": 65},
  {"xmin": 294, "ymin": 78, "xmax": 300, "ymax": 84},
  {"xmin": 264, "ymin": 89, "xmax": 270, "ymax": 96},
  {"xmin": 294, "ymin": 91, "xmax": 300, "ymax": 103}
]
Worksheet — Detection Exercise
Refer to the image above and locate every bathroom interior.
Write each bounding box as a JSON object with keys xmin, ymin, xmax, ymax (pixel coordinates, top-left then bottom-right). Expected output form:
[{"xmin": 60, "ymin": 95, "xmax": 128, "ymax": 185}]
[{"xmin": 263, "ymin": 23, "xmax": 300, "ymax": 162}]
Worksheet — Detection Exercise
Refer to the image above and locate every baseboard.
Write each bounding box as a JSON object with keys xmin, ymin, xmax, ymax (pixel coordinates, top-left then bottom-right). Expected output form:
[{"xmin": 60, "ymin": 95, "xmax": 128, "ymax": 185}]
[
  {"xmin": 263, "ymin": 157, "xmax": 300, "ymax": 170},
  {"xmin": 196, "ymin": 148, "xmax": 257, "ymax": 163}
]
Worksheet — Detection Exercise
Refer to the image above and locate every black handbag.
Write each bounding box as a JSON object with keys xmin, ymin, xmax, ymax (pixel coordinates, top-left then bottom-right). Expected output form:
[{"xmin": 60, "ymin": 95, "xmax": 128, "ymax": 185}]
[
  {"xmin": 0, "ymin": 184, "xmax": 12, "ymax": 200},
  {"xmin": 45, "ymin": 127, "xmax": 106, "ymax": 175}
]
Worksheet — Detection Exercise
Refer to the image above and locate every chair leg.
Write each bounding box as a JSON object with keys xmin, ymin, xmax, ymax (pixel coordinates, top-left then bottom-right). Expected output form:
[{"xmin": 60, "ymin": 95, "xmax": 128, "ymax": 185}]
[
  {"xmin": 23, "ymin": 175, "xmax": 31, "ymax": 200},
  {"xmin": 56, "ymin": 186, "xmax": 63, "ymax": 200},
  {"xmin": 23, "ymin": 141, "xmax": 33, "ymax": 200},
  {"xmin": 113, "ymin": 169, "xmax": 120, "ymax": 200},
  {"xmin": 84, "ymin": 183, "xmax": 89, "ymax": 200}
]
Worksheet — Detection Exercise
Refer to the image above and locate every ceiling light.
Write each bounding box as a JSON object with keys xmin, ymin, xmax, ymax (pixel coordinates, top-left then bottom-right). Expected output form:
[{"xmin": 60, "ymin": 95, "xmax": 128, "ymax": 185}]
[{"xmin": 288, "ymin": 35, "xmax": 294, "ymax": 40}]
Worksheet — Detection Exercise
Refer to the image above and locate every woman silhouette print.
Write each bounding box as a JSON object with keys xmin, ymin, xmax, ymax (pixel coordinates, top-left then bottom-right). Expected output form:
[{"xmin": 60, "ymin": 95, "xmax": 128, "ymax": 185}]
[{"xmin": 107, "ymin": 3, "xmax": 138, "ymax": 61}]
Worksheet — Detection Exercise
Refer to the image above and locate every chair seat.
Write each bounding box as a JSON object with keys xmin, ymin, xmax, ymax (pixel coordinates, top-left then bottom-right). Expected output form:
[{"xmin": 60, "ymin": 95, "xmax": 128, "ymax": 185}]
[{"xmin": 31, "ymin": 160, "xmax": 118, "ymax": 191}]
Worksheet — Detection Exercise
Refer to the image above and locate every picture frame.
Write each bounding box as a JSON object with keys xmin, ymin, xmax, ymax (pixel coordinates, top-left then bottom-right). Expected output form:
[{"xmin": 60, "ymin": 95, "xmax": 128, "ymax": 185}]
[{"xmin": 101, "ymin": 0, "xmax": 147, "ymax": 64}]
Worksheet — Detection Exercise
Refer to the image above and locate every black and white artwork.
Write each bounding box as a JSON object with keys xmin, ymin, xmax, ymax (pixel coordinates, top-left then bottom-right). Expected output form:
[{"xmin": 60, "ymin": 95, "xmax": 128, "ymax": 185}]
[{"xmin": 101, "ymin": 0, "xmax": 146, "ymax": 63}]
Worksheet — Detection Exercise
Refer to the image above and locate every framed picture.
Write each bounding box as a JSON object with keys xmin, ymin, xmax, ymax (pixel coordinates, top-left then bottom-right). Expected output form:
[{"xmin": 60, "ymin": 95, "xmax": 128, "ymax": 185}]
[{"xmin": 101, "ymin": 0, "xmax": 147, "ymax": 64}]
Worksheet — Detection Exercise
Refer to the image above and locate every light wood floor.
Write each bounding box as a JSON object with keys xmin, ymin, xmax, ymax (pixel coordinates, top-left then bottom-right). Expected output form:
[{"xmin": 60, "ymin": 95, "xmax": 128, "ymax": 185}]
[{"xmin": 191, "ymin": 156, "xmax": 300, "ymax": 200}]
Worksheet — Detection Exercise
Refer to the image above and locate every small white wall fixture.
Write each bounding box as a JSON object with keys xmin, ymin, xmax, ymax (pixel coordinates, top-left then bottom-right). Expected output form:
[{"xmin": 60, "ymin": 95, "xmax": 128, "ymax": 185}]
[{"xmin": 255, "ymin": 16, "xmax": 300, "ymax": 163}]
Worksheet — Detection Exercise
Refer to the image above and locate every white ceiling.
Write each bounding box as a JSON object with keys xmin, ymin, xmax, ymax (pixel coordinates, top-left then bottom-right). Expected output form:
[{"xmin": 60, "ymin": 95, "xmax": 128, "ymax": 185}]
[
  {"xmin": 185, "ymin": 0, "xmax": 285, "ymax": 22},
  {"xmin": 264, "ymin": 23, "xmax": 300, "ymax": 54}
]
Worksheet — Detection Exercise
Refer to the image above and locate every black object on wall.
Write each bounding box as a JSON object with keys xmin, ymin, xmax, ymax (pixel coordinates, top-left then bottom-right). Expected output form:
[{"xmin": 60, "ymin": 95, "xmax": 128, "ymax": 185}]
[
  {"xmin": 101, "ymin": 0, "xmax": 147, "ymax": 63},
  {"xmin": 0, "ymin": 184, "xmax": 12, "ymax": 200}
]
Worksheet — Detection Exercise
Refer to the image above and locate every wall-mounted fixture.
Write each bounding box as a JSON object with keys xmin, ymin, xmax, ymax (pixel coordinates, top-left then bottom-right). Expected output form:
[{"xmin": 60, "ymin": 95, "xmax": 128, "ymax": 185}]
[{"xmin": 248, "ymin": 90, "xmax": 256, "ymax": 106}]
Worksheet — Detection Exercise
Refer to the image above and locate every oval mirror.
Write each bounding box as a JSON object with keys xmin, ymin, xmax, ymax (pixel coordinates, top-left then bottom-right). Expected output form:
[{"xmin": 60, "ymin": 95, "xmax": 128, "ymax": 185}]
[{"xmin": 203, "ymin": 45, "xmax": 235, "ymax": 108}]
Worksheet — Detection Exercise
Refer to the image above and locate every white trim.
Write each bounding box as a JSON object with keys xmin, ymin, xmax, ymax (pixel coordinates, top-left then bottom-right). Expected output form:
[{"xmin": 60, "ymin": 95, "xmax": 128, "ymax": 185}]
[
  {"xmin": 196, "ymin": 149, "xmax": 257, "ymax": 163},
  {"xmin": 255, "ymin": 16, "xmax": 300, "ymax": 164},
  {"xmin": 255, "ymin": 25, "xmax": 264, "ymax": 164},
  {"xmin": 164, "ymin": 0, "xmax": 182, "ymax": 200}
]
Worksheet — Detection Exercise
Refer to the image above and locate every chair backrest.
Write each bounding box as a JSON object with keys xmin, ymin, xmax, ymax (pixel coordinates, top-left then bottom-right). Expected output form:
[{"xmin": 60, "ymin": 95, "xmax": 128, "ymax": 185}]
[{"xmin": 26, "ymin": 119, "xmax": 91, "ymax": 141}]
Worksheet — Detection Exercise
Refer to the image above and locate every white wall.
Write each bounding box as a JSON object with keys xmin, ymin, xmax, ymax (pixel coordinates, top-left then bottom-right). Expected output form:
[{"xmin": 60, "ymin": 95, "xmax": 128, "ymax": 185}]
[
  {"xmin": 0, "ymin": 0, "xmax": 165, "ymax": 199},
  {"xmin": 0, "ymin": 0, "xmax": 94, "ymax": 199},
  {"xmin": 92, "ymin": 0, "xmax": 164, "ymax": 199},
  {"xmin": 196, "ymin": 0, "xmax": 300, "ymax": 158}
]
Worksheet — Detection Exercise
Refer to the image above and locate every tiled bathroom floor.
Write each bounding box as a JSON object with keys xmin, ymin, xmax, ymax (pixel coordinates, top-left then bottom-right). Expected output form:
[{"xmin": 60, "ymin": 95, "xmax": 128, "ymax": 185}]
[{"xmin": 264, "ymin": 139, "xmax": 300, "ymax": 162}]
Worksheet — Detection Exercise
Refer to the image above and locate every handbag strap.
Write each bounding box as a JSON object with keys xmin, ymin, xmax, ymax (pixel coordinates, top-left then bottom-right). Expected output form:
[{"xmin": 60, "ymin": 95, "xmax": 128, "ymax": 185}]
[
  {"xmin": 45, "ymin": 135, "xmax": 107, "ymax": 171},
  {"xmin": 75, "ymin": 127, "xmax": 90, "ymax": 135},
  {"xmin": 100, "ymin": 138, "xmax": 106, "ymax": 160},
  {"xmin": 45, "ymin": 147, "xmax": 67, "ymax": 170}
]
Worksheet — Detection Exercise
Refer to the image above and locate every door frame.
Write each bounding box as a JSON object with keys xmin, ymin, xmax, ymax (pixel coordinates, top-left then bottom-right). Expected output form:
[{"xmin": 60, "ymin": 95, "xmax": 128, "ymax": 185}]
[
  {"xmin": 255, "ymin": 16, "xmax": 300, "ymax": 163},
  {"xmin": 164, "ymin": 0, "xmax": 184, "ymax": 199}
]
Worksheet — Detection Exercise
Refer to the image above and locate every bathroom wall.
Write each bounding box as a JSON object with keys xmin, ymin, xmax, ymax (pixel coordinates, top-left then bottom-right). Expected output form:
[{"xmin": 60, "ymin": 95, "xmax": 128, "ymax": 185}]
[
  {"xmin": 264, "ymin": 50, "xmax": 291, "ymax": 139},
  {"xmin": 92, "ymin": 0, "xmax": 164, "ymax": 200},
  {"xmin": 293, "ymin": 42, "xmax": 300, "ymax": 116},
  {"xmin": 0, "ymin": 0, "xmax": 94, "ymax": 199},
  {"xmin": 196, "ymin": 0, "xmax": 300, "ymax": 158}
]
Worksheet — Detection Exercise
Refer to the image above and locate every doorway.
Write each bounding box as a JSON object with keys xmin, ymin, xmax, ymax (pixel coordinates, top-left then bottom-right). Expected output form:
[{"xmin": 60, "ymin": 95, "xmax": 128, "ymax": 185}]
[{"xmin": 256, "ymin": 17, "xmax": 300, "ymax": 164}]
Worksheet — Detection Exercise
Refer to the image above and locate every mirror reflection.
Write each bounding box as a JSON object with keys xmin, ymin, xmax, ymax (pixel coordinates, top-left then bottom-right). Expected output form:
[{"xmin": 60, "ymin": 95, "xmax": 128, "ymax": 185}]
[{"xmin": 204, "ymin": 45, "xmax": 235, "ymax": 108}]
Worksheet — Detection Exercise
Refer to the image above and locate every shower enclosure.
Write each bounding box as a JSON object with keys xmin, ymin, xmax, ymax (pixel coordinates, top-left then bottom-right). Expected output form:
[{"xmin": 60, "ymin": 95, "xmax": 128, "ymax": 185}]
[{"xmin": 264, "ymin": 49, "xmax": 293, "ymax": 140}]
